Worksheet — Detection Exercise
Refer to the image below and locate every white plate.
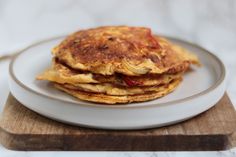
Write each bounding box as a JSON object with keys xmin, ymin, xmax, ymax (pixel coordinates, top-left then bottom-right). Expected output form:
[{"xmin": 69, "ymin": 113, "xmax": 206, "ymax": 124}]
[{"xmin": 9, "ymin": 36, "xmax": 226, "ymax": 130}]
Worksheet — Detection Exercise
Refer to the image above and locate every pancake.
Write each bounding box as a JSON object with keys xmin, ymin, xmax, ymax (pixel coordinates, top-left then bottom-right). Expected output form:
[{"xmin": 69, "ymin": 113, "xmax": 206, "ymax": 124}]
[
  {"xmin": 54, "ymin": 78, "xmax": 181, "ymax": 104},
  {"xmin": 37, "ymin": 26, "xmax": 201, "ymax": 104},
  {"xmin": 94, "ymin": 72, "xmax": 182, "ymax": 87},
  {"xmin": 36, "ymin": 58, "xmax": 98, "ymax": 84},
  {"xmin": 61, "ymin": 77, "xmax": 182, "ymax": 96},
  {"xmin": 52, "ymin": 26, "xmax": 200, "ymax": 76},
  {"xmin": 37, "ymin": 58, "xmax": 183, "ymax": 86}
]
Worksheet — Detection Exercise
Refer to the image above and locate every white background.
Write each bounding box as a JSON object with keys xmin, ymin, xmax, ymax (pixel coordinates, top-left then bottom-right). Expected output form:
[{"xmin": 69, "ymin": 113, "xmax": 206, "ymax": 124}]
[{"xmin": 0, "ymin": 0, "xmax": 236, "ymax": 156}]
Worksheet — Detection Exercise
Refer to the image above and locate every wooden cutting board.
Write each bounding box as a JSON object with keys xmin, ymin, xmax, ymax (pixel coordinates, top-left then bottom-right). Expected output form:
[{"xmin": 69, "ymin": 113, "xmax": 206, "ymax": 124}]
[{"xmin": 0, "ymin": 93, "xmax": 236, "ymax": 151}]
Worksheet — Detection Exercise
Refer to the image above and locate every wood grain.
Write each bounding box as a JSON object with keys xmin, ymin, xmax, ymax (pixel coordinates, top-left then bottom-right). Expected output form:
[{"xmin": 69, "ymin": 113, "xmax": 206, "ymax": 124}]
[{"xmin": 0, "ymin": 93, "xmax": 236, "ymax": 151}]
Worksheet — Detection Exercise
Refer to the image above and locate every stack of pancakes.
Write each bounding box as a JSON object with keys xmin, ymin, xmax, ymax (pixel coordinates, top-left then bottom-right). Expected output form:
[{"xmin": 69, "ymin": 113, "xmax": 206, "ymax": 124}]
[{"xmin": 37, "ymin": 26, "xmax": 200, "ymax": 104}]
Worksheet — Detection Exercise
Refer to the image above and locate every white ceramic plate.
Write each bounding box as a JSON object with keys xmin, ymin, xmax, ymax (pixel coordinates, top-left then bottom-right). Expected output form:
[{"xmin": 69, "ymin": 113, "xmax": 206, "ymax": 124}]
[{"xmin": 9, "ymin": 36, "xmax": 226, "ymax": 130}]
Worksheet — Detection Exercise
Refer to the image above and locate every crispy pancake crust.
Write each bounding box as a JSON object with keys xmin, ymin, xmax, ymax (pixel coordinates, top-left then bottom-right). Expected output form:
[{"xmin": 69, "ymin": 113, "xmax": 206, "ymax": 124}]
[
  {"xmin": 52, "ymin": 26, "xmax": 200, "ymax": 76},
  {"xmin": 54, "ymin": 79, "xmax": 181, "ymax": 104}
]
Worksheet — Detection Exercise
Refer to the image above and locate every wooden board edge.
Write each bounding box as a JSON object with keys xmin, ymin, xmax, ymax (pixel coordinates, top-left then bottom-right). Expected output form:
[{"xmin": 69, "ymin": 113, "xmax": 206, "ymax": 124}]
[
  {"xmin": 0, "ymin": 127, "xmax": 64, "ymax": 151},
  {"xmin": 227, "ymin": 132, "xmax": 236, "ymax": 149},
  {"xmin": 0, "ymin": 128, "xmax": 232, "ymax": 151}
]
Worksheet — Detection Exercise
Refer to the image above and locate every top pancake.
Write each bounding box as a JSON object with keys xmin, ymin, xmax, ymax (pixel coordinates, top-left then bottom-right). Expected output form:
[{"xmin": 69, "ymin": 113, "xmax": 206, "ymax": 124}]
[{"xmin": 52, "ymin": 26, "xmax": 200, "ymax": 76}]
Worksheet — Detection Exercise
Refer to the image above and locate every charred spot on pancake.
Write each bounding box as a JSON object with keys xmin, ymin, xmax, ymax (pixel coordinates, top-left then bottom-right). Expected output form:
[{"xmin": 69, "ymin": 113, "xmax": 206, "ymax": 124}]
[
  {"xmin": 97, "ymin": 44, "xmax": 109, "ymax": 51},
  {"xmin": 108, "ymin": 36, "xmax": 115, "ymax": 41}
]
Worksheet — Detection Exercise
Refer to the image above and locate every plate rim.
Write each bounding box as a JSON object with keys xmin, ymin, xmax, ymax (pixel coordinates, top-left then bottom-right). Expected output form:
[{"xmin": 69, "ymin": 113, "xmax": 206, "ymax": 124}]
[{"xmin": 9, "ymin": 35, "xmax": 226, "ymax": 109}]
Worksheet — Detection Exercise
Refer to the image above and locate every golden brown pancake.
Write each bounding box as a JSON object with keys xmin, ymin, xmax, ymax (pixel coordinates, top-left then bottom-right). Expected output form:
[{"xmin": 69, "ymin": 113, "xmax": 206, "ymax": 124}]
[
  {"xmin": 37, "ymin": 26, "xmax": 201, "ymax": 104},
  {"xmin": 54, "ymin": 78, "xmax": 181, "ymax": 104},
  {"xmin": 52, "ymin": 26, "xmax": 200, "ymax": 76},
  {"xmin": 61, "ymin": 77, "xmax": 182, "ymax": 96},
  {"xmin": 36, "ymin": 58, "xmax": 99, "ymax": 84},
  {"xmin": 37, "ymin": 58, "xmax": 182, "ymax": 87}
]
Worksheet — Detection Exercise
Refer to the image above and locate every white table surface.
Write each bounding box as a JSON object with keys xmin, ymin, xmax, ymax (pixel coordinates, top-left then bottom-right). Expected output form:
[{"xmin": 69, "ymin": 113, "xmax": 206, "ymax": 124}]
[{"xmin": 0, "ymin": 0, "xmax": 236, "ymax": 156}]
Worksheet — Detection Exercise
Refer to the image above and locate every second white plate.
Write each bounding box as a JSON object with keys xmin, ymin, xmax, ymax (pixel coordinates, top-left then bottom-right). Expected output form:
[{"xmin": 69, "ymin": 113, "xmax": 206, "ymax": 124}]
[{"xmin": 9, "ymin": 36, "xmax": 226, "ymax": 130}]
